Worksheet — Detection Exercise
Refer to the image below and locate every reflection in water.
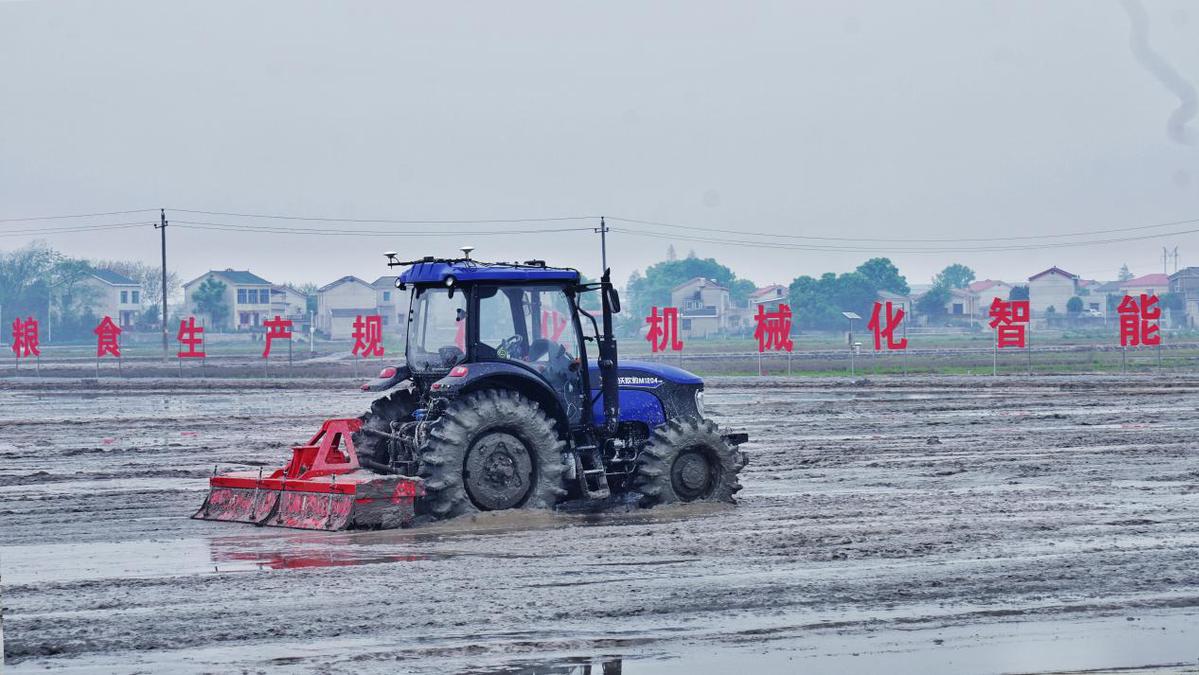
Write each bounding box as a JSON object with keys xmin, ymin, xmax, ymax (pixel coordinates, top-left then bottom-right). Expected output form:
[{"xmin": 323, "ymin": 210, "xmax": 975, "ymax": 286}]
[{"xmin": 464, "ymin": 658, "xmax": 623, "ymax": 675}]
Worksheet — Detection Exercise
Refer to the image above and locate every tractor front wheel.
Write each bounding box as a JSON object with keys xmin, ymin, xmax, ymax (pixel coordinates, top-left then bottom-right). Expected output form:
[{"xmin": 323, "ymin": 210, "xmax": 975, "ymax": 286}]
[
  {"xmin": 635, "ymin": 418, "xmax": 745, "ymax": 506},
  {"xmin": 418, "ymin": 389, "xmax": 568, "ymax": 520}
]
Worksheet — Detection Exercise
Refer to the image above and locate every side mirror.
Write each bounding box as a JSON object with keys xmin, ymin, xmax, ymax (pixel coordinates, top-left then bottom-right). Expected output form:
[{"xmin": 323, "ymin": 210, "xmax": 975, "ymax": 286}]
[{"xmin": 606, "ymin": 287, "xmax": 621, "ymax": 313}]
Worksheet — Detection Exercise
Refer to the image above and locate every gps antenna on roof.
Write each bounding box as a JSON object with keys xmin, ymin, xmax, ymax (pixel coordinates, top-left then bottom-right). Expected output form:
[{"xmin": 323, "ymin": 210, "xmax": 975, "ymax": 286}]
[{"xmin": 461, "ymin": 246, "xmax": 474, "ymax": 260}]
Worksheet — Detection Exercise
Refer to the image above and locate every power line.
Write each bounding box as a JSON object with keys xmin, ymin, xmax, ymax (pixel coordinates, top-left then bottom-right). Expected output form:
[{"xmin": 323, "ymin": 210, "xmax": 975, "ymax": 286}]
[
  {"xmin": 608, "ymin": 223, "xmax": 1199, "ymax": 254},
  {"xmin": 0, "ymin": 209, "xmax": 157, "ymax": 223},
  {"xmin": 0, "ymin": 222, "xmax": 153, "ymax": 238},
  {"xmin": 608, "ymin": 215, "xmax": 1199, "ymax": 244},
  {"xmin": 172, "ymin": 220, "xmax": 597, "ymax": 237},
  {"xmin": 170, "ymin": 208, "xmax": 600, "ymax": 225}
]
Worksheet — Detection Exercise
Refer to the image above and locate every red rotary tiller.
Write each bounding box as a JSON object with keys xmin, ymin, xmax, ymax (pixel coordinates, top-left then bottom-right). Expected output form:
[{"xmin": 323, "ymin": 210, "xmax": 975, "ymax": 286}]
[{"xmin": 193, "ymin": 418, "xmax": 424, "ymax": 531}]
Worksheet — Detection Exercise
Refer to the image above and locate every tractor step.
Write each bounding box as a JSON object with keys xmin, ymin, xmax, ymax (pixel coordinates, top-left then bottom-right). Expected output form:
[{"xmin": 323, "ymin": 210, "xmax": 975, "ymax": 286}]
[
  {"xmin": 193, "ymin": 418, "xmax": 424, "ymax": 531},
  {"xmin": 573, "ymin": 446, "xmax": 611, "ymax": 500}
]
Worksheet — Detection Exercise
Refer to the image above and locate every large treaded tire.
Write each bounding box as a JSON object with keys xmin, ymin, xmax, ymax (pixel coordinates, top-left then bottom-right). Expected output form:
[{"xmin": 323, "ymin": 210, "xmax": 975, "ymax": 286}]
[
  {"xmin": 418, "ymin": 389, "xmax": 568, "ymax": 520},
  {"xmin": 635, "ymin": 417, "xmax": 745, "ymax": 506},
  {"xmin": 353, "ymin": 389, "xmax": 418, "ymax": 467}
]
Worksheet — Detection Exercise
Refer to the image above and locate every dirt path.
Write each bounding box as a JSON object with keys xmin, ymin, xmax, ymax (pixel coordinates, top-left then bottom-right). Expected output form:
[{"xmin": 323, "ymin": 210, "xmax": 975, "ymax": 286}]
[{"xmin": 2, "ymin": 376, "xmax": 1198, "ymax": 673}]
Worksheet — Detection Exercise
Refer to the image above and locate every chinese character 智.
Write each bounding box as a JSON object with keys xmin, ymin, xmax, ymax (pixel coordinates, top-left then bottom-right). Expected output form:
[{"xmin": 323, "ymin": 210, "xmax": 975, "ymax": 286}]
[
  {"xmin": 1117, "ymin": 294, "xmax": 1161, "ymax": 347},
  {"xmin": 988, "ymin": 298, "xmax": 1030, "ymax": 349}
]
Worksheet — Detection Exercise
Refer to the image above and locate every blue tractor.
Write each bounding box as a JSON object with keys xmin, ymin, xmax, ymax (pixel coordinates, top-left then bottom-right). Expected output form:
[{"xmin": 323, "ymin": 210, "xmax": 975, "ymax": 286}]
[{"xmin": 353, "ymin": 254, "xmax": 748, "ymax": 519}]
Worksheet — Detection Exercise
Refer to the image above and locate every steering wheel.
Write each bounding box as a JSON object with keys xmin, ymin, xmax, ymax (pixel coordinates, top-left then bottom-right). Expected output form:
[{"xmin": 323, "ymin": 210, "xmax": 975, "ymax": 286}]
[{"xmin": 498, "ymin": 335, "xmax": 526, "ymax": 360}]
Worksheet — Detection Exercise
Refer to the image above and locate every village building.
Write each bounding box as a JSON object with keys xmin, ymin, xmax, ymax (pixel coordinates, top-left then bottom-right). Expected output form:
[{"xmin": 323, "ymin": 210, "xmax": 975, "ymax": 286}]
[
  {"xmin": 748, "ymin": 284, "xmax": 787, "ymax": 312},
  {"xmin": 1028, "ymin": 266, "xmax": 1079, "ymax": 317},
  {"xmin": 1169, "ymin": 267, "xmax": 1199, "ymax": 326},
  {"xmin": 183, "ymin": 269, "xmax": 273, "ymax": 331},
  {"xmin": 79, "ymin": 269, "xmax": 143, "ymax": 328},
  {"xmin": 270, "ymin": 284, "xmax": 309, "ymax": 319},
  {"xmin": 316, "ymin": 276, "xmax": 377, "ymax": 339},
  {"xmin": 966, "ymin": 279, "xmax": 1013, "ymax": 317},
  {"xmin": 372, "ymin": 276, "xmax": 406, "ymax": 332},
  {"xmin": 670, "ymin": 277, "xmax": 738, "ymax": 339}
]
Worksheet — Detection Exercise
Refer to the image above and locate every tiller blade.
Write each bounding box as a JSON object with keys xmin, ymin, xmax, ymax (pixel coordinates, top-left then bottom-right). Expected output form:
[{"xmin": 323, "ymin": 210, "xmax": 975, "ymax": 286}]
[{"xmin": 193, "ymin": 418, "xmax": 423, "ymax": 531}]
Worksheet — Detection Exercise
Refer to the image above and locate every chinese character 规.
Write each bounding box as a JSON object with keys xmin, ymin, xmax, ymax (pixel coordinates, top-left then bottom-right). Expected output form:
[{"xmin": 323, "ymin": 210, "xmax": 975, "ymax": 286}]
[{"xmin": 352, "ymin": 315, "xmax": 385, "ymax": 357}]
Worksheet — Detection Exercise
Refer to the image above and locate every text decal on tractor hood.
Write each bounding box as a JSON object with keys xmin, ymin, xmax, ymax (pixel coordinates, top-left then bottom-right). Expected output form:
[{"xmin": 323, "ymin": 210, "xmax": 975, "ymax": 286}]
[{"xmin": 618, "ymin": 376, "xmax": 663, "ymax": 388}]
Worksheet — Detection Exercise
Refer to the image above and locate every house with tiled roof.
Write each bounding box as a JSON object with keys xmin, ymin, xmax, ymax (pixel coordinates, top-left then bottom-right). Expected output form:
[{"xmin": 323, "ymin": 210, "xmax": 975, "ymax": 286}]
[
  {"xmin": 748, "ymin": 284, "xmax": 787, "ymax": 311},
  {"xmin": 372, "ymin": 275, "xmax": 405, "ymax": 331},
  {"xmin": 1028, "ymin": 266, "xmax": 1079, "ymax": 317},
  {"xmin": 316, "ymin": 276, "xmax": 377, "ymax": 339},
  {"xmin": 183, "ymin": 269, "xmax": 274, "ymax": 331},
  {"xmin": 965, "ymin": 279, "xmax": 1013, "ymax": 318},
  {"xmin": 81, "ymin": 268, "xmax": 143, "ymax": 328},
  {"xmin": 670, "ymin": 277, "xmax": 738, "ymax": 338}
]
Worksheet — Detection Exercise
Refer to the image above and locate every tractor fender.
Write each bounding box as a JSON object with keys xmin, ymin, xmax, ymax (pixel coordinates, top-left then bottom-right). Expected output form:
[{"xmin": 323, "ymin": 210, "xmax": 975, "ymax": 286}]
[
  {"xmin": 433, "ymin": 361, "xmax": 571, "ymax": 437},
  {"xmin": 360, "ymin": 364, "xmax": 411, "ymax": 393}
]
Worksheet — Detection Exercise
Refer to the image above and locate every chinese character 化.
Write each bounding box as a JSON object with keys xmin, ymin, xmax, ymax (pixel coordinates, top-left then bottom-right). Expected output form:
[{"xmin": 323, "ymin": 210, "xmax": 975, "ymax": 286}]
[
  {"xmin": 177, "ymin": 317, "xmax": 206, "ymax": 358},
  {"xmin": 645, "ymin": 307, "xmax": 684, "ymax": 353},
  {"xmin": 988, "ymin": 298, "xmax": 1030, "ymax": 349},
  {"xmin": 1117, "ymin": 294, "xmax": 1161, "ymax": 347},
  {"xmin": 94, "ymin": 316, "xmax": 122, "ymax": 358},
  {"xmin": 866, "ymin": 301, "xmax": 907, "ymax": 351},
  {"xmin": 262, "ymin": 315, "xmax": 294, "ymax": 358},
  {"xmin": 352, "ymin": 315, "xmax": 385, "ymax": 357},
  {"xmin": 753, "ymin": 304, "xmax": 794, "ymax": 353}
]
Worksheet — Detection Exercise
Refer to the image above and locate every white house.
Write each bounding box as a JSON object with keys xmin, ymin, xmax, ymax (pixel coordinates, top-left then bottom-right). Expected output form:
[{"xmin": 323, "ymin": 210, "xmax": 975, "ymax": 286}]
[
  {"xmin": 270, "ymin": 285, "xmax": 309, "ymax": 319},
  {"xmin": 183, "ymin": 269, "xmax": 274, "ymax": 331},
  {"xmin": 372, "ymin": 276, "xmax": 405, "ymax": 332},
  {"xmin": 316, "ymin": 276, "xmax": 377, "ymax": 339},
  {"xmin": 748, "ymin": 284, "xmax": 787, "ymax": 312},
  {"xmin": 966, "ymin": 279, "xmax": 1014, "ymax": 318},
  {"xmin": 1028, "ymin": 266, "xmax": 1079, "ymax": 317},
  {"xmin": 670, "ymin": 277, "xmax": 738, "ymax": 339},
  {"xmin": 80, "ymin": 269, "xmax": 143, "ymax": 328}
]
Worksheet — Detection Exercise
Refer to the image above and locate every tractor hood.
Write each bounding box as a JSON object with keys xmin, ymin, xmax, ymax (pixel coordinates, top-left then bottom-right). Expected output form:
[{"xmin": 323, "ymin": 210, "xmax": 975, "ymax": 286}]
[{"xmin": 589, "ymin": 359, "xmax": 703, "ymax": 387}]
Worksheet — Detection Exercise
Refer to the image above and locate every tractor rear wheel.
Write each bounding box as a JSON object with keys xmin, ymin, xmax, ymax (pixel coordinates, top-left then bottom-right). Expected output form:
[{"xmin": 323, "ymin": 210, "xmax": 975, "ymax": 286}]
[
  {"xmin": 353, "ymin": 389, "xmax": 418, "ymax": 467},
  {"xmin": 418, "ymin": 389, "xmax": 568, "ymax": 520},
  {"xmin": 635, "ymin": 418, "xmax": 745, "ymax": 506}
]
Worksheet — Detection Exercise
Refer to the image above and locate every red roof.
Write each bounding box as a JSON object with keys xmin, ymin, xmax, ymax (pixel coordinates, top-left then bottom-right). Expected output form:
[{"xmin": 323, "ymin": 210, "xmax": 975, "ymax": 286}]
[
  {"xmin": 750, "ymin": 284, "xmax": 784, "ymax": 298},
  {"xmin": 967, "ymin": 279, "xmax": 1009, "ymax": 293},
  {"xmin": 1028, "ymin": 266, "xmax": 1077, "ymax": 282},
  {"xmin": 1120, "ymin": 273, "xmax": 1169, "ymax": 287}
]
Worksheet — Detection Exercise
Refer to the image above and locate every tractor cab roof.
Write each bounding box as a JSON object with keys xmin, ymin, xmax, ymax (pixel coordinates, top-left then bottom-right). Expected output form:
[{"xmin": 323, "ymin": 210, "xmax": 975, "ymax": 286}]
[{"xmin": 395, "ymin": 258, "xmax": 581, "ymax": 286}]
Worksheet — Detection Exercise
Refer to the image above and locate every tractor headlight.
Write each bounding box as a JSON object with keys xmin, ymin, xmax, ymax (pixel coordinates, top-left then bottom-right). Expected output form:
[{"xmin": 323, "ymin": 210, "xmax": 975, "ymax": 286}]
[{"xmin": 694, "ymin": 389, "xmax": 705, "ymax": 418}]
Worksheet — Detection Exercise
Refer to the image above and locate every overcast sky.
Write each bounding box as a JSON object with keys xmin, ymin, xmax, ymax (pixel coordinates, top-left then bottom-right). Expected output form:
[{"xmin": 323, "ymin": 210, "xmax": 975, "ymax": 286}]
[{"xmin": 2, "ymin": 1, "xmax": 1197, "ymax": 291}]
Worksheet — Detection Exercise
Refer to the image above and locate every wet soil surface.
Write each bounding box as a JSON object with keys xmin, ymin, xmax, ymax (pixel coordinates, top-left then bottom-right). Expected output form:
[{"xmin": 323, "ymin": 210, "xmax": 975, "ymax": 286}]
[{"xmin": 2, "ymin": 375, "xmax": 1198, "ymax": 673}]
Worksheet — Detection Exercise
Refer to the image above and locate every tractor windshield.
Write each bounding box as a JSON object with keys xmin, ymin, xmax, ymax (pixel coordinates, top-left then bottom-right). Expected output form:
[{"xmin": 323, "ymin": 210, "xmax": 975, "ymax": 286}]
[{"xmin": 406, "ymin": 287, "xmax": 467, "ymax": 372}]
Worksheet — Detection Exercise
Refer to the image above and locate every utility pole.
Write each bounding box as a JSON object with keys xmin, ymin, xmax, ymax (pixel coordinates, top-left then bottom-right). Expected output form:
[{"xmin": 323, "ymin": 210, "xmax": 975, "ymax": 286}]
[
  {"xmin": 594, "ymin": 216, "xmax": 609, "ymax": 273},
  {"xmin": 155, "ymin": 209, "xmax": 168, "ymax": 360}
]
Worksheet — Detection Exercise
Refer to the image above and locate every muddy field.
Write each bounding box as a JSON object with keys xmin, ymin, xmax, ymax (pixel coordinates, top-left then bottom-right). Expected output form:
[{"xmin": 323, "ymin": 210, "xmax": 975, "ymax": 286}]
[{"xmin": 2, "ymin": 375, "xmax": 1198, "ymax": 673}]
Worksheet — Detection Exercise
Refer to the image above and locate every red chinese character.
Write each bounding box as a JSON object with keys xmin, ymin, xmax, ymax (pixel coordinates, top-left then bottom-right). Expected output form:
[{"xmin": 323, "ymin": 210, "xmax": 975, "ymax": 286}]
[
  {"xmin": 645, "ymin": 306, "xmax": 684, "ymax": 353},
  {"xmin": 262, "ymin": 315, "xmax": 294, "ymax": 358},
  {"xmin": 540, "ymin": 309, "xmax": 568, "ymax": 343},
  {"xmin": 753, "ymin": 303, "xmax": 795, "ymax": 353},
  {"xmin": 94, "ymin": 316, "xmax": 122, "ymax": 358},
  {"xmin": 988, "ymin": 298, "xmax": 1030, "ymax": 349},
  {"xmin": 1117, "ymin": 294, "xmax": 1161, "ymax": 346},
  {"xmin": 177, "ymin": 317, "xmax": 206, "ymax": 358},
  {"xmin": 11, "ymin": 317, "xmax": 40, "ymax": 358},
  {"xmin": 352, "ymin": 315, "xmax": 385, "ymax": 357},
  {"xmin": 866, "ymin": 301, "xmax": 907, "ymax": 351}
]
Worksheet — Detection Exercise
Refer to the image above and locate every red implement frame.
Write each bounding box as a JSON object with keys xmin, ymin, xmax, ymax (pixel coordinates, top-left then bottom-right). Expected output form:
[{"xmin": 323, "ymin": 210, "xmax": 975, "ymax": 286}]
[{"xmin": 194, "ymin": 418, "xmax": 423, "ymax": 531}]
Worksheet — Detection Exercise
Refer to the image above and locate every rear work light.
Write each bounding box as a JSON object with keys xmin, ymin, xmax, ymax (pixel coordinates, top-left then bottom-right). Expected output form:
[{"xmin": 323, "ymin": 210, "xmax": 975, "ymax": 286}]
[{"xmin": 449, "ymin": 366, "xmax": 469, "ymax": 377}]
